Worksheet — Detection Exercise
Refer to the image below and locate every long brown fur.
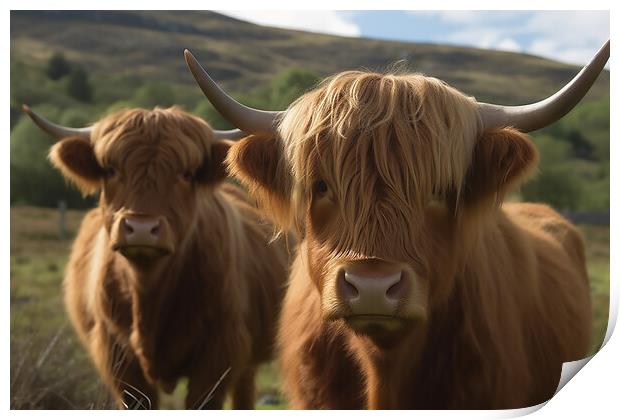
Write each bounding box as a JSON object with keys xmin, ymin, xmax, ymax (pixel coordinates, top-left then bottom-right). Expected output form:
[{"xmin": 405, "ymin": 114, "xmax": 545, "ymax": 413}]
[
  {"xmin": 51, "ymin": 108, "xmax": 289, "ymax": 409},
  {"xmin": 226, "ymin": 71, "xmax": 591, "ymax": 409}
]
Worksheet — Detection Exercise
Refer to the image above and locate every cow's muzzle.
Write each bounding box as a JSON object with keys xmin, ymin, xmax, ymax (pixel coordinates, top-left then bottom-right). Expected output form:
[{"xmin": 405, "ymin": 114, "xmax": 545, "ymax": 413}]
[
  {"xmin": 336, "ymin": 259, "xmax": 412, "ymax": 336},
  {"xmin": 112, "ymin": 213, "xmax": 174, "ymax": 261}
]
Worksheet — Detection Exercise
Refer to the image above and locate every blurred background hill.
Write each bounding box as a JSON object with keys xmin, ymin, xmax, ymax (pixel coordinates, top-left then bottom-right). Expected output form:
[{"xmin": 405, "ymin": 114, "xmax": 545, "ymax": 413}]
[
  {"xmin": 11, "ymin": 10, "xmax": 609, "ymax": 211},
  {"xmin": 11, "ymin": 10, "xmax": 609, "ymax": 100}
]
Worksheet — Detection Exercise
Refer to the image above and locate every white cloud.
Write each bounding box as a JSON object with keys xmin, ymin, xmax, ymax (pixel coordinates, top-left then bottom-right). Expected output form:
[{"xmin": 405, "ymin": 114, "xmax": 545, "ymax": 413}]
[
  {"xmin": 443, "ymin": 28, "xmax": 522, "ymax": 54},
  {"xmin": 219, "ymin": 10, "xmax": 608, "ymax": 66},
  {"xmin": 521, "ymin": 11, "xmax": 609, "ymax": 64},
  {"xmin": 410, "ymin": 10, "xmax": 609, "ymax": 65},
  {"xmin": 529, "ymin": 39, "xmax": 605, "ymax": 67},
  {"xmin": 220, "ymin": 10, "xmax": 361, "ymax": 37},
  {"xmin": 426, "ymin": 10, "xmax": 518, "ymax": 25},
  {"xmin": 523, "ymin": 11, "xmax": 609, "ymax": 44},
  {"xmin": 496, "ymin": 38, "xmax": 521, "ymax": 53},
  {"xmin": 529, "ymin": 39, "xmax": 557, "ymax": 57}
]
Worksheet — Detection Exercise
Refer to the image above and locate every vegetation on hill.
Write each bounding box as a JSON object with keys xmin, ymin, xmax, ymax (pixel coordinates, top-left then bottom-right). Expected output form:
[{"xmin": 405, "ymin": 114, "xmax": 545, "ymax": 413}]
[
  {"xmin": 10, "ymin": 11, "xmax": 609, "ymax": 102},
  {"xmin": 10, "ymin": 10, "xmax": 609, "ymax": 212}
]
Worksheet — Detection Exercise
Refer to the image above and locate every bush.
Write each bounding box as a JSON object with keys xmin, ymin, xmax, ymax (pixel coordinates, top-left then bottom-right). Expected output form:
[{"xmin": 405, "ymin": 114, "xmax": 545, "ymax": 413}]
[
  {"xmin": 521, "ymin": 168, "xmax": 583, "ymax": 211},
  {"xmin": 132, "ymin": 82, "xmax": 175, "ymax": 109},
  {"xmin": 60, "ymin": 108, "xmax": 94, "ymax": 127},
  {"xmin": 104, "ymin": 100, "xmax": 137, "ymax": 115},
  {"xmin": 46, "ymin": 53, "xmax": 71, "ymax": 81},
  {"xmin": 11, "ymin": 105, "xmax": 95, "ymax": 209},
  {"xmin": 270, "ymin": 68, "xmax": 319, "ymax": 109},
  {"xmin": 67, "ymin": 68, "xmax": 93, "ymax": 103},
  {"xmin": 530, "ymin": 134, "xmax": 572, "ymax": 166}
]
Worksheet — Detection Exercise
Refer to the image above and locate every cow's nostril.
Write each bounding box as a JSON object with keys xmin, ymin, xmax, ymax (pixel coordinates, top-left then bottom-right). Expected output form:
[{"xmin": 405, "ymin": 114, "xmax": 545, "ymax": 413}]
[
  {"xmin": 386, "ymin": 277, "xmax": 405, "ymax": 301},
  {"xmin": 124, "ymin": 219, "xmax": 134, "ymax": 234},
  {"xmin": 339, "ymin": 272, "xmax": 360, "ymax": 300},
  {"xmin": 343, "ymin": 277, "xmax": 359, "ymax": 299},
  {"xmin": 150, "ymin": 224, "xmax": 160, "ymax": 237}
]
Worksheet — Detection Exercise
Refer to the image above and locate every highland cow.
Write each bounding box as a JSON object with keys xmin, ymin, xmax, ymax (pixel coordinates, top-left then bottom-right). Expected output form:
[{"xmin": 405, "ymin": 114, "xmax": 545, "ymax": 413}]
[
  {"xmin": 185, "ymin": 40, "xmax": 608, "ymax": 409},
  {"xmin": 23, "ymin": 106, "xmax": 288, "ymax": 409}
]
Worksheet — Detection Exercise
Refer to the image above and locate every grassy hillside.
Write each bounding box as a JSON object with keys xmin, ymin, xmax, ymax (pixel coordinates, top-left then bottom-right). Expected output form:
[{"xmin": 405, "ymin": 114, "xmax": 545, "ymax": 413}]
[{"xmin": 11, "ymin": 10, "xmax": 609, "ymax": 105}]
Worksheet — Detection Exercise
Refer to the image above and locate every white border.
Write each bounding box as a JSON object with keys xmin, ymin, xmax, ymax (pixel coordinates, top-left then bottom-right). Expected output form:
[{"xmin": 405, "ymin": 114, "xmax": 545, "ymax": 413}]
[{"xmin": 4, "ymin": 2, "xmax": 616, "ymax": 418}]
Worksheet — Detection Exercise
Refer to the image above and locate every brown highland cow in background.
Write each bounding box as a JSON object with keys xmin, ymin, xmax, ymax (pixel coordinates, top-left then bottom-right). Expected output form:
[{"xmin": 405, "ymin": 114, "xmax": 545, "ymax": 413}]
[
  {"xmin": 23, "ymin": 106, "xmax": 289, "ymax": 409},
  {"xmin": 185, "ymin": 40, "xmax": 608, "ymax": 409}
]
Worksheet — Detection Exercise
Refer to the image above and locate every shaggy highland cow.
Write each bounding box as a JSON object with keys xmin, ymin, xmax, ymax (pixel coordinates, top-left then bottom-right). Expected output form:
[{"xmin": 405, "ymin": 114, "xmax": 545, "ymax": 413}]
[
  {"xmin": 184, "ymin": 40, "xmax": 608, "ymax": 409},
  {"xmin": 23, "ymin": 106, "xmax": 288, "ymax": 409}
]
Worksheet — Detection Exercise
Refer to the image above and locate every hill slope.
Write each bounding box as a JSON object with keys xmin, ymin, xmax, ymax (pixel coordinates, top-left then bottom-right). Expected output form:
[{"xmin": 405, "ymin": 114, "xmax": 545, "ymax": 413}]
[{"xmin": 10, "ymin": 10, "xmax": 609, "ymax": 105}]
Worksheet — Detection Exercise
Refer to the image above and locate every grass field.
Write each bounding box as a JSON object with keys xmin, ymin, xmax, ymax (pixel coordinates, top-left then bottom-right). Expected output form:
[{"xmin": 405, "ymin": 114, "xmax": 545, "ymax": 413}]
[
  {"xmin": 9, "ymin": 206, "xmax": 283, "ymax": 409},
  {"xmin": 10, "ymin": 205, "xmax": 610, "ymax": 409}
]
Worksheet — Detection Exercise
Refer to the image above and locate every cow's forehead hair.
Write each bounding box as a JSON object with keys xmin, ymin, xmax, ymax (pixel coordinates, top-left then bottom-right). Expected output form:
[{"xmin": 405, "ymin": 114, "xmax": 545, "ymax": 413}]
[
  {"xmin": 90, "ymin": 107, "xmax": 213, "ymax": 174},
  {"xmin": 278, "ymin": 70, "xmax": 482, "ymax": 207}
]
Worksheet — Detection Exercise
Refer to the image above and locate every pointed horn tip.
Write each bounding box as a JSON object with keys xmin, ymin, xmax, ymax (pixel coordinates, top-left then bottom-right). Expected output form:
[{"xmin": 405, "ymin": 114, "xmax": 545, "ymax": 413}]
[
  {"xmin": 21, "ymin": 104, "xmax": 31, "ymax": 114},
  {"xmin": 184, "ymin": 49, "xmax": 196, "ymax": 63}
]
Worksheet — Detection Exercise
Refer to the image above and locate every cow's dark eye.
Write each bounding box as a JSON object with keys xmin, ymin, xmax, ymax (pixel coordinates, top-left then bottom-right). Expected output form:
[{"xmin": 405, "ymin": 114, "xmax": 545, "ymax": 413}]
[
  {"xmin": 183, "ymin": 171, "xmax": 194, "ymax": 182},
  {"xmin": 104, "ymin": 167, "xmax": 116, "ymax": 177},
  {"xmin": 314, "ymin": 180, "xmax": 328, "ymax": 195}
]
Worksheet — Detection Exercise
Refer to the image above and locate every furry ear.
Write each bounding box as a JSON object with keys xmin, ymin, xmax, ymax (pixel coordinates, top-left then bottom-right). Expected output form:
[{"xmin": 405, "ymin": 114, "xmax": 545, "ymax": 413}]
[
  {"xmin": 196, "ymin": 140, "xmax": 232, "ymax": 185},
  {"xmin": 460, "ymin": 127, "xmax": 539, "ymax": 208},
  {"xmin": 225, "ymin": 134, "xmax": 293, "ymax": 228},
  {"xmin": 49, "ymin": 136, "xmax": 103, "ymax": 195}
]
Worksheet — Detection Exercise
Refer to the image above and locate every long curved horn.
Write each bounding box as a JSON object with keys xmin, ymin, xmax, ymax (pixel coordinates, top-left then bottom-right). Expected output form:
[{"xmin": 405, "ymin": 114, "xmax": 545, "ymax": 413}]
[
  {"xmin": 213, "ymin": 129, "xmax": 246, "ymax": 141},
  {"xmin": 479, "ymin": 40, "xmax": 609, "ymax": 132},
  {"xmin": 184, "ymin": 49, "xmax": 283, "ymax": 136},
  {"xmin": 22, "ymin": 104, "xmax": 92, "ymax": 140}
]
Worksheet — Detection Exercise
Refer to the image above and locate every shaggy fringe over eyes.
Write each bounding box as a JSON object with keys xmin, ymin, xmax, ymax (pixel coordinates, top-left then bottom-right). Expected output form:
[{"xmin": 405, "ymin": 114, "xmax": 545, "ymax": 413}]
[
  {"xmin": 91, "ymin": 107, "xmax": 215, "ymax": 190},
  {"xmin": 276, "ymin": 71, "xmax": 481, "ymax": 252}
]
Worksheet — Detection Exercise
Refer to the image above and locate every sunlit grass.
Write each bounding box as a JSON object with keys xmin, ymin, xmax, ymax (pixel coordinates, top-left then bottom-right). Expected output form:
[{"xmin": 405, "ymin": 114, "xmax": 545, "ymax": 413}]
[{"xmin": 10, "ymin": 206, "xmax": 285, "ymax": 409}]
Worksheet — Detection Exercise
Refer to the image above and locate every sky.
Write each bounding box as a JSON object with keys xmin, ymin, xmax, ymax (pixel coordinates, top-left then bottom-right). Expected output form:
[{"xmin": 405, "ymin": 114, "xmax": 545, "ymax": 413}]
[{"xmin": 220, "ymin": 10, "xmax": 610, "ymax": 66}]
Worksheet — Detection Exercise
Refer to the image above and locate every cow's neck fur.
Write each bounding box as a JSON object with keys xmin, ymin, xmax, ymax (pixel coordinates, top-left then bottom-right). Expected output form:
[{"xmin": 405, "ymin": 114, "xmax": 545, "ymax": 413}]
[
  {"xmin": 343, "ymin": 207, "xmax": 545, "ymax": 409},
  {"xmin": 110, "ymin": 188, "xmax": 250, "ymax": 384}
]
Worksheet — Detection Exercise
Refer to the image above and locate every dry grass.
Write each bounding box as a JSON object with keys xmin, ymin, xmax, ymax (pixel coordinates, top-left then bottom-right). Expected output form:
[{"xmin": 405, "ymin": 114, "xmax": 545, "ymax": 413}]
[
  {"xmin": 9, "ymin": 206, "xmax": 285, "ymax": 409},
  {"xmin": 579, "ymin": 224, "xmax": 610, "ymax": 353}
]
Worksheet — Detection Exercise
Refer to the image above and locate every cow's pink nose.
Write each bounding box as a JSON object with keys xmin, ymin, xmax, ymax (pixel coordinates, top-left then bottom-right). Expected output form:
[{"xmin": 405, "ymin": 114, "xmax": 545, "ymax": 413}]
[
  {"xmin": 123, "ymin": 217, "xmax": 161, "ymax": 246},
  {"xmin": 339, "ymin": 270, "xmax": 405, "ymax": 315}
]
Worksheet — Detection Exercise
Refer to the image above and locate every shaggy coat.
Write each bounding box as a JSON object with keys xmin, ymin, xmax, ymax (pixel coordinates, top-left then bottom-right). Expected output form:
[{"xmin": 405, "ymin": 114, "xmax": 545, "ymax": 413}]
[
  {"xmin": 225, "ymin": 71, "xmax": 592, "ymax": 409},
  {"xmin": 50, "ymin": 108, "xmax": 288, "ymax": 409}
]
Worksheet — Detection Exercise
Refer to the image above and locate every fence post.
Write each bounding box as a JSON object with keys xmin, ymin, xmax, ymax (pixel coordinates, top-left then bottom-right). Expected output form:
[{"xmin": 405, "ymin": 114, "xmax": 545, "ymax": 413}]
[{"xmin": 58, "ymin": 200, "xmax": 67, "ymax": 240}]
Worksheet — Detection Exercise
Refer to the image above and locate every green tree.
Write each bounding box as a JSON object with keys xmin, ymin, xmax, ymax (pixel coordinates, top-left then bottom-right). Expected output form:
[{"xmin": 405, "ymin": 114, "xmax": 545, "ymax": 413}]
[
  {"xmin": 46, "ymin": 52, "xmax": 71, "ymax": 81},
  {"xmin": 270, "ymin": 68, "xmax": 319, "ymax": 109},
  {"xmin": 60, "ymin": 108, "xmax": 94, "ymax": 127},
  {"xmin": 530, "ymin": 134, "xmax": 573, "ymax": 167},
  {"xmin": 542, "ymin": 95, "xmax": 609, "ymax": 162},
  {"xmin": 67, "ymin": 68, "xmax": 93, "ymax": 103},
  {"xmin": 523, "ymin": 134, "xmax": 583, "ymax": 210},
  {"xmin": 521, "ymin": 168, "xmax": 583, "ymax": 211},
  {"xmin": 132, "ymin": 82, "xmax": 175, "ymax": 109},
  {"xmin": 105, "ymin": 100, "xmax": 137, "ymax": 115},
  {"xmin": 565, "ymin": 129, "xmax": 594, "ymax": 160},
  {"xmin": 10, "ymin": 104, "xmax": 95, "ymax": 208}
]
